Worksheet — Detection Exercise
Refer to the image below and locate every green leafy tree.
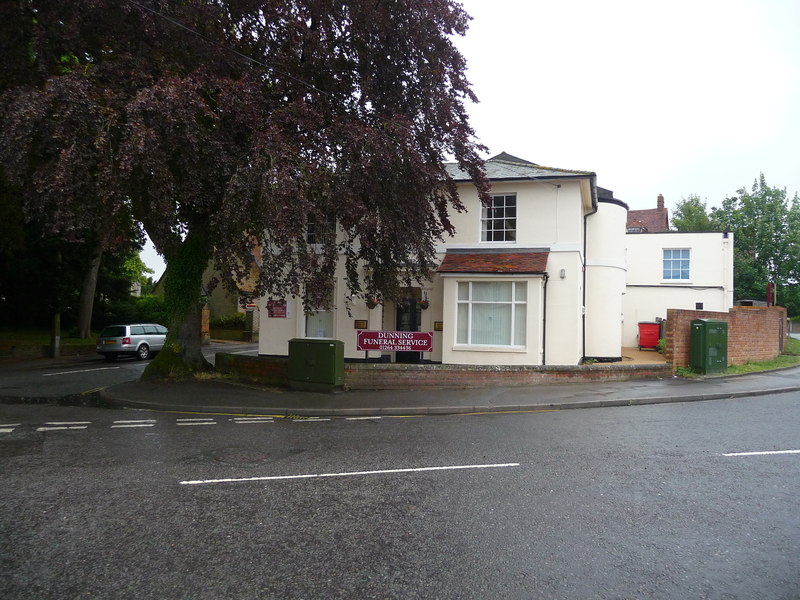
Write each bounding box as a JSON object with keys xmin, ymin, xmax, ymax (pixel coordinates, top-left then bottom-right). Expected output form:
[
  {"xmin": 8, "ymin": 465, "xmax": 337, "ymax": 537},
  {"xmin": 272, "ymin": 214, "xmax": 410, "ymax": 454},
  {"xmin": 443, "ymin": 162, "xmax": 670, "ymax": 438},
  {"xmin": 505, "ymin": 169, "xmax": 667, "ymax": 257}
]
[
  {"xmin": 671, "ymin": 194, "xmax": 715, "ymax": 232},
  {"xmin": 711, "ymin": 174, "xmax": 800, "ymax": 312},
  {"xmin": 0, "ymin": 1, "xmax": 489, "ymax": 377}
]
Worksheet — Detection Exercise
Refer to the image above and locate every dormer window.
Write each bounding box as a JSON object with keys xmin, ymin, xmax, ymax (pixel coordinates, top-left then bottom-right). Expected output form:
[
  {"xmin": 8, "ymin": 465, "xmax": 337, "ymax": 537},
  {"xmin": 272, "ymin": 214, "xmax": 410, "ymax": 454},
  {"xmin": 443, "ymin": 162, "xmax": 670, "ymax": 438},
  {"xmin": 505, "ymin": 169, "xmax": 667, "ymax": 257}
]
[{"xmin": 481, "ymin": 194, "xmax": 516, "ymax": 242}]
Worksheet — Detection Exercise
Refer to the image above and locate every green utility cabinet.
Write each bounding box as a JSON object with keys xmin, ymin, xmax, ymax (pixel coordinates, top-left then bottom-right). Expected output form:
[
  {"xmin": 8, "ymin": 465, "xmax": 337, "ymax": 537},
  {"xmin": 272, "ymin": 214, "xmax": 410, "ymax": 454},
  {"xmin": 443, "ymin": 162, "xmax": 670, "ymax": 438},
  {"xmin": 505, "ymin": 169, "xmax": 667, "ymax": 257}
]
[
  {"xmin": 288, "ymin": 338, "xmax": 344, "ymax": 392},
  {"xmin": 689, "ymin": 319, "xmax": 728, "ymax": 374}
]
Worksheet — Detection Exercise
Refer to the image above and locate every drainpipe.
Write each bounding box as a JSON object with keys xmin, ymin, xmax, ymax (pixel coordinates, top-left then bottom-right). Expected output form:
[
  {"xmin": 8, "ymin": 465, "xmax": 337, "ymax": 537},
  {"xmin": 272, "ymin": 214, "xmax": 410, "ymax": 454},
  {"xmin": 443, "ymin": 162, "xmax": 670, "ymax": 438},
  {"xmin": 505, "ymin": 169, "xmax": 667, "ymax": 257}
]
[
  {"xmin": 582, "ymin": 177, "xmax": 599, "ymax": 363},
  {"xmin": 542, "ymin": 273, "xmax": 548, "ymax": 365}
]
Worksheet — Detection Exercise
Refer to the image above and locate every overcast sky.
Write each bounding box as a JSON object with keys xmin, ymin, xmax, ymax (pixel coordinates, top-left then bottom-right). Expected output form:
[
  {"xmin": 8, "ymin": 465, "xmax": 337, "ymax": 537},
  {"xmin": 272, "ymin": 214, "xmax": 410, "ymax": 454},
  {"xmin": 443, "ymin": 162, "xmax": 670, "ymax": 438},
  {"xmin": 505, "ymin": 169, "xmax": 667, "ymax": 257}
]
[
  {"xmin": 141, "ymin": 0, "xmax": 800, "ymax": 278},
  {"xmin": 456, "ymin": 0, "xmax": 800, "ymax": 210}
]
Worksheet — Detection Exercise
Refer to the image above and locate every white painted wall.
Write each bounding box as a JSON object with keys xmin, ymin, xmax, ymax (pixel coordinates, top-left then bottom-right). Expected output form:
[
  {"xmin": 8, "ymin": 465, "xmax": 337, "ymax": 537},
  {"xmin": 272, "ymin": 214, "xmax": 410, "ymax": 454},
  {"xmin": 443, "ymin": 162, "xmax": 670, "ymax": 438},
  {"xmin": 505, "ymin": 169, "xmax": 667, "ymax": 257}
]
[
  {"xmin": 585, "ymin": 200, "xmax": 627, "ymax": 359},
  {"xmin": 623, "ymin": 232, "xmax": 734, "ymax": 346},
  {"xmin": 260, "ymin": 176, "xmax": 595, "ymax": 366}
]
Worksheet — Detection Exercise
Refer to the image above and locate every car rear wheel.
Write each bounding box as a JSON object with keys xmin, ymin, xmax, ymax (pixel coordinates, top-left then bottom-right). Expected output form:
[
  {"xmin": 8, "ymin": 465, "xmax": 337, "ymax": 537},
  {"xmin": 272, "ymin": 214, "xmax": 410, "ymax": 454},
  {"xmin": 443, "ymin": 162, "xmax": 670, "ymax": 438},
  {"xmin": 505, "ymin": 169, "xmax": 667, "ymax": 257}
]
[{"xmin": 137, "ymin": 344, "xmax": 150, "ymax": 360}]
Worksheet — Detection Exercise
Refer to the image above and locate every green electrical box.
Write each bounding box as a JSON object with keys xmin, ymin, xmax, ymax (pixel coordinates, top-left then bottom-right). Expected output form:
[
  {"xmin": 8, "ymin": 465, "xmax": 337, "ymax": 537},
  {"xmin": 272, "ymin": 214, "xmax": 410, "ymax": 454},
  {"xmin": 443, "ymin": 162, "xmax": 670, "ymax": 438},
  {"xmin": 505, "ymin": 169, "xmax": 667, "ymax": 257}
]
[
  {"xmin": 689, "ymin": 319, "xmax": 728, "ymax": 374},
  {"xmin": 288, "ymin": 338, "xmax": 345, "ymax": 392}
]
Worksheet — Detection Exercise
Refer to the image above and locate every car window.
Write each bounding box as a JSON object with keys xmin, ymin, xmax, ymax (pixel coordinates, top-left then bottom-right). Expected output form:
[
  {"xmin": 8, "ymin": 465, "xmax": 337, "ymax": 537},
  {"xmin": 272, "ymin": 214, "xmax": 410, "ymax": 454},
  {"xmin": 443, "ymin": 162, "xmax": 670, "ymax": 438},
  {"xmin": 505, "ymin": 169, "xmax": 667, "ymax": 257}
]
[
  {"xmin": 155, "ymin": 325, "xmax": 168, "ymax": 334},
  {"xmin": 144, "ymin": 325, "xmax": 158, "ymax": 334},
  {"xmin": 130, "ymin": 326, "xmax": 145, "ymax": 335},
  {"xmin": 100, "ymin": 326, "xmax": 126, "ymax": 337}
]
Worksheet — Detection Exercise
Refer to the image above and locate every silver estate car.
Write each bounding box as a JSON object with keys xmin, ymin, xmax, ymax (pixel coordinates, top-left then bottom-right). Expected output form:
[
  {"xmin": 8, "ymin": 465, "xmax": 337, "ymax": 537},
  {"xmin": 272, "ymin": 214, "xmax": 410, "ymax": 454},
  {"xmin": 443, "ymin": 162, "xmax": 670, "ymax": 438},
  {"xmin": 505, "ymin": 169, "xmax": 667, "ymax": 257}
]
[{"xmin": 96, "ymin": 323, "xmax": 168, "ymax": 361}]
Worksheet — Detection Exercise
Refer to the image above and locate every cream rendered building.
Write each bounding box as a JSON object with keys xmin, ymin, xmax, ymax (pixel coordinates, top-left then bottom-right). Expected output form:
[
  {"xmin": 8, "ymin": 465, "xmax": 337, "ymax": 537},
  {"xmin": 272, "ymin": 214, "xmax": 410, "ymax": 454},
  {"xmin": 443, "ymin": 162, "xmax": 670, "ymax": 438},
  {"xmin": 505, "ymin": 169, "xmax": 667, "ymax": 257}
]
[{"xmin": 259, "ymin": 152, "xmax": 632, "ymax": 365}]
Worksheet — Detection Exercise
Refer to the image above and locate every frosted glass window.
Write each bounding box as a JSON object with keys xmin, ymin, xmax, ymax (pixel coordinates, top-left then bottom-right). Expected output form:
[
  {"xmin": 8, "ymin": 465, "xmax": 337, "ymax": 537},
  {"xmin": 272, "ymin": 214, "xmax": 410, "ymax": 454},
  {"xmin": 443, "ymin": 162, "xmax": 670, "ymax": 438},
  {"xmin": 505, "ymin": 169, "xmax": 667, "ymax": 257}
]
[
  {"xmin": 305, "ymin": 287, "xmax": 335, "ymax": 337},
  {"xmin": 455, "ymin": 281, "xmax": 526, "ymax": 347},
  {"xmin": 305, "ymin": 310, "xmax": 333, "ymax": 338}
]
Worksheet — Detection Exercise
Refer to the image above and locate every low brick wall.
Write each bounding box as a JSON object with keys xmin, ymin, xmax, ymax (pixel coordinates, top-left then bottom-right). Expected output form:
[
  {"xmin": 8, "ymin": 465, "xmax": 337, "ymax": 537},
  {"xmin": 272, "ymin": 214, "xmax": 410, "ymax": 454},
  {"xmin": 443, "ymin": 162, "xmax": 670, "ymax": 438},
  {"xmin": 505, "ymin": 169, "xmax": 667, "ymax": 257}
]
[
  {"xmin": 344, "ymin": 362, "xmax": 670, "ymax": 390},
  {"xmin": 215, "ymin": 353, "xmax": 288, "ymax": 386},
  {"xmin": 216, "ymin": 352, "xmax": 670, "ymax": 390},
  {"xmin": 665, "ymin": 306, "xmax": 787, "ymax": 369}
]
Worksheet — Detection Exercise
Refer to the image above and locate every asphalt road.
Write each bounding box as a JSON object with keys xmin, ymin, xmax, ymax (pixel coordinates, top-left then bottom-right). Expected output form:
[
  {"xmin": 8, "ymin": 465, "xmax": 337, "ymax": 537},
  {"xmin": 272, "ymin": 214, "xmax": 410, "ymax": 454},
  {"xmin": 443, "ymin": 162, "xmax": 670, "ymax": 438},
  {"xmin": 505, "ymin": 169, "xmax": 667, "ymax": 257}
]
[
  {"xmin": 0, "ymin": 342, "xmax": 259, "ymax": 399},
  {"xmin": 1, "ymin": 392, "xmax": 798, "ymax": 599}
]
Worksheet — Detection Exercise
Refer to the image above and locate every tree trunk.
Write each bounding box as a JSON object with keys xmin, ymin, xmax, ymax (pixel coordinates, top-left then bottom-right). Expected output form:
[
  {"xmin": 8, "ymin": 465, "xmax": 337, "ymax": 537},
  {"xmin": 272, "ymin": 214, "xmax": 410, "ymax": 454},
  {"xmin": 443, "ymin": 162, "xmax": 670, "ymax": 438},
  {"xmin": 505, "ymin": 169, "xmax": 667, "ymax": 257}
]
[
  {"xmin": 141, "ymin": 230, "xmax": 212, "ymax": 380},
  {"xmin": 77, "ymin": 245, "xmax": 103, "ymax": 339},
  {"xmin": 50, "ymin": 248, "xmax": 62, "ymax": 357}
]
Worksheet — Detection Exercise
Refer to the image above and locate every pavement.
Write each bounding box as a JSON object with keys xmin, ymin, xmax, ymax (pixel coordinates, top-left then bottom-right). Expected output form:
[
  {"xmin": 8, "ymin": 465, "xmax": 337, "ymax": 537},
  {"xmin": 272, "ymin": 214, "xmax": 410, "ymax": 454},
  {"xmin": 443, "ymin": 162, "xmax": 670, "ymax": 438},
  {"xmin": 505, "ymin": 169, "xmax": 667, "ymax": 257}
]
[{"xmin": 96, "ymin": 363, "xmax": 800, "ymax": 417}]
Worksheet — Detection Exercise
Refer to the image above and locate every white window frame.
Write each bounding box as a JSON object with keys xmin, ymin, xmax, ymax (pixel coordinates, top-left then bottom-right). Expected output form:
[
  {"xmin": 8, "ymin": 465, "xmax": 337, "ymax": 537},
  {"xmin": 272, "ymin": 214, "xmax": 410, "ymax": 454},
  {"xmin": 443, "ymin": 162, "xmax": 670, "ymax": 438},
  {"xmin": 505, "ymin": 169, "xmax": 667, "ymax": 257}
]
[
  {"xmin": 663, "ymin": 248, "xmax": 691, "ymax": 281},
  {"xmin": 481, "ymin": 194, "xmax": 517, "ymax": 242},
  {"xmin": 455, "ymin": 280, "xmax": 527, "ymax": 348}
]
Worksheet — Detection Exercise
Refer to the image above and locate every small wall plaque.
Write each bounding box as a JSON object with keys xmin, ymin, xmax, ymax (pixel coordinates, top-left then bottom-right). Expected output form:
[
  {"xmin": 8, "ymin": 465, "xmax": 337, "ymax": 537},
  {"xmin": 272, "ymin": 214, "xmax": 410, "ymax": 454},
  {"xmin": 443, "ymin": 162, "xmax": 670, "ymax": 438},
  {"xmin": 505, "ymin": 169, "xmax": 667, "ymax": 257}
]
[
  {"xmin": 433, "ymin": 321, "xmax": 443, "ymax": 332},
  {"xmin": 354, "ymin": 319, "xmax": 368, "ymax": 330}
]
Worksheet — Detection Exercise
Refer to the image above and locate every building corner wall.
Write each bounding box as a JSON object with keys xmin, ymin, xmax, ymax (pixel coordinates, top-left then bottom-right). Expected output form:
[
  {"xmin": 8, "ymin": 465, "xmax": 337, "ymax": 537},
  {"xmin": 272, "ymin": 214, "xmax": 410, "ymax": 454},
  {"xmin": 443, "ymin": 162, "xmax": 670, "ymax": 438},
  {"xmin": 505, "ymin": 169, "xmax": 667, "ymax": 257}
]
[{"xmin": 584, "ymin": 201, "xmax": 627, "ymax": 359}]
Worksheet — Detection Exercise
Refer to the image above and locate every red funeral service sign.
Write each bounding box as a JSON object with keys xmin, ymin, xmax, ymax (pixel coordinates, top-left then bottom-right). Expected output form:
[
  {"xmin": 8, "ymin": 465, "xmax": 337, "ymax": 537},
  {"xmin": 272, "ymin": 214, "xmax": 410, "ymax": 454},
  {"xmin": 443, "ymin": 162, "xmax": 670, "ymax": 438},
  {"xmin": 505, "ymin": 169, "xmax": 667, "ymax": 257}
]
[{"xmin": 357, "ymin": 330, "xmax": 433, "ymax": 352}]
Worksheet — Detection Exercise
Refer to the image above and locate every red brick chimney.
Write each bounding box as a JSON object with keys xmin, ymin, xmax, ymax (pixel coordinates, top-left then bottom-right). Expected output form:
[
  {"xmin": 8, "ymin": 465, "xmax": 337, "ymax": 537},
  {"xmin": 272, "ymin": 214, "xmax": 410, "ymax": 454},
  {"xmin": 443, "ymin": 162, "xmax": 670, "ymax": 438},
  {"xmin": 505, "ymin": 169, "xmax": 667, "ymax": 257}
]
[{"xmin": 657, "ymin": 193, "xmax": 664, "ymax": 209}]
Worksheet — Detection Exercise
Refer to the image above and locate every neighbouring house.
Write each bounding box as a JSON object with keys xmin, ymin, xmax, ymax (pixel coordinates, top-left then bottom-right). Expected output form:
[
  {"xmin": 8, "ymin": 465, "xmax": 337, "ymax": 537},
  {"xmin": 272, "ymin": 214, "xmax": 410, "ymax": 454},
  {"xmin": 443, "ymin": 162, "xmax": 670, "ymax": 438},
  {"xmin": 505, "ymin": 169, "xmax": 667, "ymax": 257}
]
[
  {"xmin": 623, "ymin": 231, "xmax": 734, "ymax": 347},
  {"xmin": 257, "ymin": 152, "xmax": 735, "ymax": 365},
  {"xmin": 626, "ymin": 193, "xmax": 669, "ymax": 233}
]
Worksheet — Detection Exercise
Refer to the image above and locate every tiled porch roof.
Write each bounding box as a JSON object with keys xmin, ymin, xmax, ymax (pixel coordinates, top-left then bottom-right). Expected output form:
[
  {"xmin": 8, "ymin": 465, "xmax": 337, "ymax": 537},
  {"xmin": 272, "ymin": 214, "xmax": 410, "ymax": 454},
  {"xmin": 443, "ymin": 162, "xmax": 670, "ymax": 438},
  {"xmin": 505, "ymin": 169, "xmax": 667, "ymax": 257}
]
[{"xmin": 438, "ymin": 249, "xmax": 549, "ymax": 274}]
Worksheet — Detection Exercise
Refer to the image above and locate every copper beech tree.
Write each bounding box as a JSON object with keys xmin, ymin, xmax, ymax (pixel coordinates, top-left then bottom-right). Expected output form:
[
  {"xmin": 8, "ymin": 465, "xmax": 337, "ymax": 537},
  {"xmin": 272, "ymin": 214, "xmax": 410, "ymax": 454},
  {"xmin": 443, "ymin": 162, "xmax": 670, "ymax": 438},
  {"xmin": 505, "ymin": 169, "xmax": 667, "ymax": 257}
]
[{"xmin": 0, "ymin": 0, "xmax": 489, "ymax": 377}]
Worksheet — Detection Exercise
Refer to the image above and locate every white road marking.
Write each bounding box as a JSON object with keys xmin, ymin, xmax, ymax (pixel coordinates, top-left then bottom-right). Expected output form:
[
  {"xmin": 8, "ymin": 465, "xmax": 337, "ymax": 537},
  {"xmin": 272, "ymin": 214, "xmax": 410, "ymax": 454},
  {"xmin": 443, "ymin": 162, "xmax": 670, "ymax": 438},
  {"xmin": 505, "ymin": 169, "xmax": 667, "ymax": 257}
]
[
  {"xmin": 114, "ymin": 419, "xmax": 156, "ymax": 424},
  {"xmin": 177, "ymin": 421, "xmax": 216, "ymax": 426},
  {"xmin": 176, "ymin": 418, "xmax": 215, "ymax": 422},
  {"xmin": 180, "ymin": 462, "xmax": 520, "ymax": 486},
  {"xmin": 722, "ymin": 449, "xmax": 800, "ymax": 457},
  {"xmin": 232, "ymin": 417, "xmax": 274, "ymax": 424},
  {"xmin": 45, "ymin": 421, "xmax": 91, "ymax": 425},
  {"xmin": 36, "ymin": 426, "xmax": 87, "ymax": 431},
  {"xmin": 0, "ymin": 428, "xmax": 16, "ymax": 433},
  {"xmin": 293, "ymin": 418, "xmax": 331, "ymax": 422},
  {"xmin": 42, "ymin": 367, "xmax": 120, "ymax": 377},
  {"xmin": 0, "ymin": 423, "xmax": 21, "ymax": 427},
  {"xmin": 345, "ymin": 417, "xmax": 382, "ymax": 421},
  {"xmin": 111, "ymin": 423, "xmax": 155, "ymax": 428}
]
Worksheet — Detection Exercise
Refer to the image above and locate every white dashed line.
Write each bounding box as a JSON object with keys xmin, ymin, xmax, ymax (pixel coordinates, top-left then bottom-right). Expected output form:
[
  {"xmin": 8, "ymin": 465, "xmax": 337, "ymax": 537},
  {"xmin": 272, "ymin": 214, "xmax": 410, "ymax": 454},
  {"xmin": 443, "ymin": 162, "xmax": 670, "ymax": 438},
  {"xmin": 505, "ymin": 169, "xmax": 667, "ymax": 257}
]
[
  {"xmin": 293, "ymin": 418, "xmax": 331, "ymax": 422},
  {"xmin": 176, "ymin": 418, "xmax": 216, "ymax": 426},
  {"xmin": 0, "ymin": 427, "xmax": 17, "ymax": 433},
  {"xmin": 180, "ymin": 462, "xmax": 521, "ymax": 486},
  {"xmin": 111, "ymin": 423, "xmax": 155, "ymax": 428},
  {"xmin": 42, "ymin": 367, "xmax": 120, "ymax": 376},
  {"xmin": 723, "ymin": 449, "xmax": 800, "ymax": 457},
  {"xmin": 345, "ymin": 417, "xmax": 382, "ymax": 421},
  {"xmin": 36, "ymin": 426, "xmax": 88, "ymax": 431},
  {"xmin": 45, "ymin": 421, "xmax": 91, "ymax": 425},
  {"xmin": 232, "ymin": 417, "xmax": 274, "ymax": 424}
]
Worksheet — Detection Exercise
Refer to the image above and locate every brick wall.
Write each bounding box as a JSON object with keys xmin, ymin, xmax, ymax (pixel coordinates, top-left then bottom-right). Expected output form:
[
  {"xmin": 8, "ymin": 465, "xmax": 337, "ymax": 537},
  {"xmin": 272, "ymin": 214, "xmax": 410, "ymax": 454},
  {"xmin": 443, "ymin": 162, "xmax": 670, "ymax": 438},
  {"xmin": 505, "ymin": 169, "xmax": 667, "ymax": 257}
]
[
  {"xmin": 344, "ymin": 362, "xmax": 670, "ymax": 390},
  {"xmin": 215, "ymin": 353, "xmax": 288, "ymax": 386},
  {"xmin": 665, "ymin": 306, "xmax": 787, "ymax": 369},
  {"xmin": 214, "ymin": 352, "xmax": 670, "ymax": 390}
]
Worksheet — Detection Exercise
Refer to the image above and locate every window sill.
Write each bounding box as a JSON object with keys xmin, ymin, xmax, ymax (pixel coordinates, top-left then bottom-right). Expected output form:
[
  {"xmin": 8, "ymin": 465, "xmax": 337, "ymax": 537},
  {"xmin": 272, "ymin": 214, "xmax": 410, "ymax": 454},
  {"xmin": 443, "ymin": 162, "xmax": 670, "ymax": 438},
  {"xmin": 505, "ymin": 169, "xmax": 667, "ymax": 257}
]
[{"xmin": 452, "ymin": 344, "xmax": 527, "ymax": 353}]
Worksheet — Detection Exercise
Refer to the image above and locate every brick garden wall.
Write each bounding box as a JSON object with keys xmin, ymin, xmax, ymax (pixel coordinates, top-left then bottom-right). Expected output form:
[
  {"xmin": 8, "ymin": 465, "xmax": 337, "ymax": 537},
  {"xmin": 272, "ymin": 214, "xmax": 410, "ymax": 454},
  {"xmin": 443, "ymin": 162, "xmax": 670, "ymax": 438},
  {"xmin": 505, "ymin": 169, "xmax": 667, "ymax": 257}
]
[
  {"xmin": 344, "ymin": 362, "xmax": 670, "ymax": 390},
  {"xmin": 665, "ymin": 306, "xmax": 787, "ymax": 369},
  {"xmin": 216, "ymin": 352, "xmax": 670, "ymax": 390},
  {"xmin": 215, "ymin": 353, "xmax": 288, "ymax": 386}
]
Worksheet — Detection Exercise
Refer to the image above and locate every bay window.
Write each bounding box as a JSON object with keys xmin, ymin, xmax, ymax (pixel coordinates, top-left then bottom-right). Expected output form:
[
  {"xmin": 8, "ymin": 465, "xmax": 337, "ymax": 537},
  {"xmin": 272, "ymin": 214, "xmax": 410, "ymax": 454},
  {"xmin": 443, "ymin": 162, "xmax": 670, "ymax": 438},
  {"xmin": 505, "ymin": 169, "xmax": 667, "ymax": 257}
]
[{"xmin": 456, "ymin": 281, "xmax": 526, "ymax": 346}]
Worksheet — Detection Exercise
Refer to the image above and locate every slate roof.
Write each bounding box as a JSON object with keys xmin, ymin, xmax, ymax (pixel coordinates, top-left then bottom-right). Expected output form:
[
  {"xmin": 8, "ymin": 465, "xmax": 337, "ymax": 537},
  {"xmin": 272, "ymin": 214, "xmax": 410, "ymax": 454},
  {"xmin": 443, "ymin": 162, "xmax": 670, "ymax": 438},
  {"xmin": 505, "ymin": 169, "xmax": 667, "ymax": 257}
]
[
  {"xmin": 445, "ymin": 152, "xmax": 595, "ymax": 182},
  {"xmin": 438, "ymin": 248, "xmax": 549, "ymax": 274}
]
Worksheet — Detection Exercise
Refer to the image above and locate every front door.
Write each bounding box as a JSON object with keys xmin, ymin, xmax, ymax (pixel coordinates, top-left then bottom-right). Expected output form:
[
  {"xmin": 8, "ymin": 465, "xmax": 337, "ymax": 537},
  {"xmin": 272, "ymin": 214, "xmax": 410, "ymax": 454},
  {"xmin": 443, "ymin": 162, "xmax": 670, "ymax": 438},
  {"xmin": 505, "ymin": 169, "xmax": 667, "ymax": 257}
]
[{"xmin": 395, "ymin": 297, "xmax": 422, "ymax": 364}]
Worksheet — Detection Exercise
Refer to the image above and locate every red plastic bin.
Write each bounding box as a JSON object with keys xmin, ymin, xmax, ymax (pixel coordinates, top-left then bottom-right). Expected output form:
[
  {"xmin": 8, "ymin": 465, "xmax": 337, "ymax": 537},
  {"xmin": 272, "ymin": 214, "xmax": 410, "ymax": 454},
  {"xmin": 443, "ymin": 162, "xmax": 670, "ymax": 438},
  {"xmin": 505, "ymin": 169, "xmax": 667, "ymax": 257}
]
[{"xmin": 638, "ymin": 322, "xmax": 660, "ymax": 350}]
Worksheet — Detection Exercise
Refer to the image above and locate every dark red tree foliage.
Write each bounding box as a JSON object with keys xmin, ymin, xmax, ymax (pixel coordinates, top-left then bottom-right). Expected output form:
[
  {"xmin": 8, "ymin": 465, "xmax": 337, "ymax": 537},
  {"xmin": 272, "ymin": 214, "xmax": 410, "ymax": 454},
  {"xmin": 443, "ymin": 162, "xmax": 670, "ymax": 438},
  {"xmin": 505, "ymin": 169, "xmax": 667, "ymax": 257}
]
[{"xmin": 0, "ymin": 0, "xmax": 488, "ymax": 373}]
